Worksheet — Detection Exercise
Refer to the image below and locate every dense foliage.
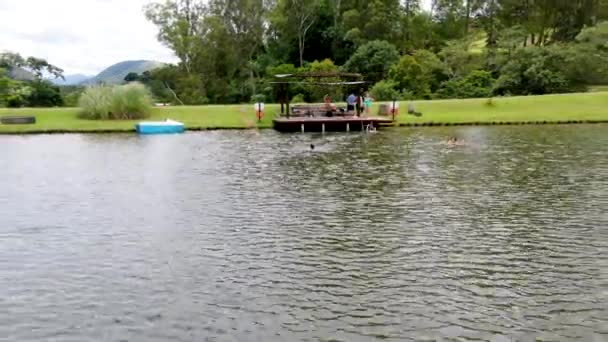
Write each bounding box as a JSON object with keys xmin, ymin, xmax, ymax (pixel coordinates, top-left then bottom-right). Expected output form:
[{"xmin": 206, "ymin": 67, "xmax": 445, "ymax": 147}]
[
  {"xmin": 78, "ymin": 83, "xmax": 153, "ymax": 120},
  {"xmin": 137, "ymin": 0, "xmax": 608, "ymax": 104},
  {"xmin": 0, "ymin": 52, "xmax": 64, "ymax": 107},
  {"xmin": 3, "ymin": 0, "xmax": 608, "ymax": 107}
]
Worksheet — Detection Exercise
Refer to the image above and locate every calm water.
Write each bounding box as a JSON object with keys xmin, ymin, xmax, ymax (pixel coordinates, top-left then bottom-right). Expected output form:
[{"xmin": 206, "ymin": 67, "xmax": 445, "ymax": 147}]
[{"xmin": 1, "ymin": 125, "xmax": 607, "ymax": 341}]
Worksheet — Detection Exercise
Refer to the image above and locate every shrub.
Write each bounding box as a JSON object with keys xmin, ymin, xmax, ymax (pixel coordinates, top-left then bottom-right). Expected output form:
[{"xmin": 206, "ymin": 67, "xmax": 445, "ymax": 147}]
[
  {"xmin": 78, "ymin": 82, "xmax": 152, "ymax": 120},
  {"xmin": 291, "ymin": 93, "xmax": 306, "ymax": 103},
  {"xmin": 436, "ymin": 70, "xmax": 495, "ymax": 99},
  {"xmin": 251, "ymin": 94, "xmax": 266, "ymax": 103},
  {"xmin": 492, "ymin": 47, "xmax": 583, "ymax": 95},
  {"xmin": 370, "ymin": 80, "xmax": 400, "ymax": 101},
  {"xmin": 26, "ymin": 81, "xmax": 64, "ymax": 107},
  {"xmin": 7, "ymin": 94, "xmax": 26, "ymax": 108},
  {"xmin": 388, "ymin": 50, "xmax": 446, "ymax": 99}
]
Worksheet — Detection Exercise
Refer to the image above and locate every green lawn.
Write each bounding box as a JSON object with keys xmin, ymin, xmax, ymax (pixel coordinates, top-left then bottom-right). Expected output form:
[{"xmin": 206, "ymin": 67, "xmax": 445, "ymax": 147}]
[
  {"xmin": 1, "ymin": 92, "xmax": 607, "ymax": 133},
  {"xmin": 588, "ymin": 85, "xmax": 608, "ymax": 93},
  {"xmin": 0, "ymin": 104, "xmax": 278, "ymax": 133},
  {"xmin": 401, "ymin": 92, "xmax": 608, "ymax": 124}
]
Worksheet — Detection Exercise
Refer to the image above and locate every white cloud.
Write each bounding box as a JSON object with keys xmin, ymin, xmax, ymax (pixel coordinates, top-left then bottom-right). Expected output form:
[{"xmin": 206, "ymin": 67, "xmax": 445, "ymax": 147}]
[{"xmin": 0, "ymin": 0, "xmax": 178, "ymax": 75}]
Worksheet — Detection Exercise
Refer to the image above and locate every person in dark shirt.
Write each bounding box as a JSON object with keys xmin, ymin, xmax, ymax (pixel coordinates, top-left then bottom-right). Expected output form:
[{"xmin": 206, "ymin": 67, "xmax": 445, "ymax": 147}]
[{"xmin": 355, "ymin": 91, "xmax": 363, "ymax": 117}]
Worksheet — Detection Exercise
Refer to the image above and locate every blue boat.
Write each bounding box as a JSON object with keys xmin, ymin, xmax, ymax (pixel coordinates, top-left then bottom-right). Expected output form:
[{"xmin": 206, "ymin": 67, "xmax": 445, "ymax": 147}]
[{"xmin": 136, "ymin": 119, "xmax": 185, "ymax": 134}]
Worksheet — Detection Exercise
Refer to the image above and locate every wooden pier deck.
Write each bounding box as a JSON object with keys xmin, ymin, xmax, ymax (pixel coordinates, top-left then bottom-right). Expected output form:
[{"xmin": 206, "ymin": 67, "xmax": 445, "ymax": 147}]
[{"xmin": 273, "ymin": 116, "xmax": 394, "ymax": 132}]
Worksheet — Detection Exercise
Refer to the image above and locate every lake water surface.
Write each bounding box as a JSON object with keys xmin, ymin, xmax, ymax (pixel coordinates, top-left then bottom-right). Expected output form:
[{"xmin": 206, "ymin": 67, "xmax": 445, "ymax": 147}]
[{"xmin": 1, "ymin": 125, "xmax": 607, "ymax": 341}]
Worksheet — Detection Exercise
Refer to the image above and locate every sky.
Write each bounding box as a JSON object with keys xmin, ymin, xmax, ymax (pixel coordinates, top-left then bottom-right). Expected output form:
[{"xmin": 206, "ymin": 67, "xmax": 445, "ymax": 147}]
[
  {"xmin": 0, "ymin": 0, "xmax": 178, "ymax": 75},
  {"xmin": 1, "ymin": 0, "xmax": 433, "ymax": 76}
]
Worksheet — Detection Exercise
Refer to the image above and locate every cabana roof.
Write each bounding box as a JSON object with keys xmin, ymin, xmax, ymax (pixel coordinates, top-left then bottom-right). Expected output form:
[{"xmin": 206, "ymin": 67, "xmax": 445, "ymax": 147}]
[
  {"xmin": 273, "ymin": 72, "xmax": 363, "ymax": 79},
  {"xmin": 270, "ymin": 81, "xmax": 366, "ymax": 85}
]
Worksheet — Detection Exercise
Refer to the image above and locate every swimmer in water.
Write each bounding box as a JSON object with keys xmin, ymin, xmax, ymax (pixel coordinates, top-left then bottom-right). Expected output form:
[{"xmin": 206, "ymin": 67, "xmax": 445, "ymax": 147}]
[
  {"xmin": 310, "ymin": 144, "xmax": 315, "ymax": 150},
  {"xmin": 446, "ymin": 137, "xmax": 465, "ymax": 146}
]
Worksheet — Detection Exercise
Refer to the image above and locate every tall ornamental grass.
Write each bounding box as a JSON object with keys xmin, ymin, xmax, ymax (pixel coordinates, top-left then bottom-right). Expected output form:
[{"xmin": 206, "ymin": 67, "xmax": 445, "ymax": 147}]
[{"xmin": 78, "ymin": 82, "xmax": 152, "ymax": 120}]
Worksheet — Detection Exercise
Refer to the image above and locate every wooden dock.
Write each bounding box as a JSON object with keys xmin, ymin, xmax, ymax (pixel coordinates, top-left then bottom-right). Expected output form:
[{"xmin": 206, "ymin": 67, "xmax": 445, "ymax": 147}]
[{"xmin": 273, "ymin": 116, "xmax": 394, "ymax": 132}]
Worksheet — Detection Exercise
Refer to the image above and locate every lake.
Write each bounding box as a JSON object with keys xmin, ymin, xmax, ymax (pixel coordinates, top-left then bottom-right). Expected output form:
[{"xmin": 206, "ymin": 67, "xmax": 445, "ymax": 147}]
[{"xmin": 1, "ymin": 125, "xmax": 607, "ymax": 341}]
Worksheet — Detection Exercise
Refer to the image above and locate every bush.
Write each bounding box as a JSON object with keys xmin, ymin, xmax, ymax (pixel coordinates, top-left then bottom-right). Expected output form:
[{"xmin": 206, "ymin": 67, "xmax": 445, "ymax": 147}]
[
  {"xmin": 26, "ymin": 81, "xmax": 64, "ymax": 107},
  {"xmin": 436, "ymin": 70, "xmax": 495, "ymax": 99},
  {"xmin": 370, "ymin": 80, "xmax": 400, "ymax": 101},
  {"xmin": 251, "ymin": 94, "xmax": 266, "ymax": 103},
  {"xmin": 291, "ymin": 93, "xmax": 306, "ymax": 103},
  {"xmin": 493, "ymin": 47, "xmax": 584, "ymax": 95},
  {"xmin": 78, "ymin": 82, "xmax": 152, "ymax": 120},
  {"xmin": 389, "ymin": 50, "xmax": 446, "ymax": 99},
  {"xmin": 6, "ymin": 94, "xmax": 26, "ymax": 108}
]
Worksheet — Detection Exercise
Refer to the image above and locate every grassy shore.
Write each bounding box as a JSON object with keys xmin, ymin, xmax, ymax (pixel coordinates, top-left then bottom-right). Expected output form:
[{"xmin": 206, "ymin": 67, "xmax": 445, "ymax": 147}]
[{"xmin": 1, "ymin": 92, "xmax": 607, "ymax": 133}]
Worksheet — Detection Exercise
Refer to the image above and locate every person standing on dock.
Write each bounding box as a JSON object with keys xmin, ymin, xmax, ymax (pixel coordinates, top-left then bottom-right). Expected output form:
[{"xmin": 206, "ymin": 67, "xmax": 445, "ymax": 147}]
[
  {"xmin": 355, "ymin": 90, "xmax": 363, "ymax": 117},
  {"xmin": 324, "ymin": 94, "xmax": 334, "ymax": 117},
  {"xmin": 364, "ymin": 91, "xmax": 374, "ymax": 115},
  {"xmin": 346, "ymin": 93, "xmax": 356, "ymax": 113}
]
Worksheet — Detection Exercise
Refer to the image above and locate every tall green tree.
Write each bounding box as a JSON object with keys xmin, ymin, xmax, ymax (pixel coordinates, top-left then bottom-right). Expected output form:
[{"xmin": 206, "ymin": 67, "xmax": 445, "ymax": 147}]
[
  {"xmin": 0, "ymin": 52, "xmax": 64, "ymax": 80},
  {"xmin": 145, "ymin": 0, "xmax": 207, "ymax": 74},
  {"xmin": 272, "ymin": 0, "xmax": 322, "ymax": 67},
  {"xmin": 342, "ymin": 40, "xmax": 400, "ymax": 83}
]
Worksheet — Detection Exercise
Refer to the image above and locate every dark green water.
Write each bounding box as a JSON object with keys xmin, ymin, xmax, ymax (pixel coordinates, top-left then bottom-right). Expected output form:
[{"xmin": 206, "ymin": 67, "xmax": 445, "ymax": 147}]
[{"xmin": 1, "ymin": 125, "xmax": 607, "ymax": 341}]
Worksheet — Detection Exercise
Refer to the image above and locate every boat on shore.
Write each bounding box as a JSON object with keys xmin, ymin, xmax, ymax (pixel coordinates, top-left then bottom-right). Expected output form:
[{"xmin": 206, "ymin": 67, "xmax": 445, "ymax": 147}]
[{"xmin": 136, "ymin": 119, "xmax": 185, "ymax": 134}]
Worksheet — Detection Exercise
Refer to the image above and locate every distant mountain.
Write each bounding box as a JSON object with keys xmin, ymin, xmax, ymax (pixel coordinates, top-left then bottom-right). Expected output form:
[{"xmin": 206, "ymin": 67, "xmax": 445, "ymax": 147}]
[
  {"xmin": 8, "ymin": 67, "xmax": 35, "ymax": 81},
  {"xmin": 50, "ymin": 74, "xmax": 92, "ymax": 86},
  {"xmin": 82, "ymin": 60, "xmax": 165, "ymax": 85}
]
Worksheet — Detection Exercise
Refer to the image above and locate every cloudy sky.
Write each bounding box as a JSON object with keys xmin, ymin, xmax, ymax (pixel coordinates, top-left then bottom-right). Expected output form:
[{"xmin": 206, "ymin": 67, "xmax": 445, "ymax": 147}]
[
  {"xmin": 1, "ymin": 0, "xmax": 433, "ymax": 76},
  {"xmin": 0, "ymin": 0, "xmax": 178, "ymax": 75}
]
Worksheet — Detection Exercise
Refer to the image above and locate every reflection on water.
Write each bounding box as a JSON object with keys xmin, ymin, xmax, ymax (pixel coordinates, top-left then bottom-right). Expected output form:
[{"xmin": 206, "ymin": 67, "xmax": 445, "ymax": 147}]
[{"xmin": 1, "ymin": 125, "xmax": 607, "ymax": 341}]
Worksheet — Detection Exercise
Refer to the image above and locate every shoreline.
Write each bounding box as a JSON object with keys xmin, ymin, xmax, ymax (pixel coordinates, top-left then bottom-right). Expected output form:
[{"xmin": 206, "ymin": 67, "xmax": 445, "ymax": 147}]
[
  {"xmin": 2, "ymin": 92, "xmax": 608, "ymax": 134},
  {"xmin": 0, "ymin": 119, "xmax": 606, "ymax": 135}
]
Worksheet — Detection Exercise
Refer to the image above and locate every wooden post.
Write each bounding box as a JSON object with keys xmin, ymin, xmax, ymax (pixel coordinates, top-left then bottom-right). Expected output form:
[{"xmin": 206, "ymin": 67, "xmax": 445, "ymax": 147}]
[
  {"xmin": 322, "ymin": 123, "xmax": 325, "ymax": 134},
  {"xmin": 301, "ymin": 123, "xmax": 304, "ymax": 133},
  {"xmin": 257, "ymin": 103, "xmax": 262, "ymax": 122},
  {"xmin": 392, "ymin": 100, "xmax": 396, "ymax": 122},
  {"xmin": 346, "ymin": 123, "xmax": 350, "ymax": 132}
]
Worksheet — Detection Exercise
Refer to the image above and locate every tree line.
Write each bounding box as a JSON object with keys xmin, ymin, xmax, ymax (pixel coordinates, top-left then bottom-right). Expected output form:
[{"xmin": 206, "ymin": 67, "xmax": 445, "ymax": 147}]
[
  {"xmin": 0, "ymin": 52, "xmax": 67, "ymax": 107},
  {"xmin": 141, "ymin": 0, "xmax": 608, "ymax": 104},
  {"xmin": 2, "ymin": 0, "xmax": 608, "ymax": 108}
]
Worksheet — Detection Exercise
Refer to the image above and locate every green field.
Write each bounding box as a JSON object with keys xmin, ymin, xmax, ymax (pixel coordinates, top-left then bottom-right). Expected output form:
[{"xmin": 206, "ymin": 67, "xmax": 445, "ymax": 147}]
[{"xmin": 1, "ymin": 92, "xmax": 607, "ymax": 133}]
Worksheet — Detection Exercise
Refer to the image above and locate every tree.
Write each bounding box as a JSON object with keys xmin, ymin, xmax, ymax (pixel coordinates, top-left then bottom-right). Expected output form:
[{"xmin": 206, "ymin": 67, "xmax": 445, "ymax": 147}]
[
  {"xmin": 439, "ymin": 39, "xmax": 484, "ymax": 78},
  {"xmin": 210, "ymin": 0, "xmax": 267, "ymax": 95},
  {"xmin": 272, "ymin": 0, "xmax": 321, "ymax": 67},
  {"xmin": 493, "ymin": 47, "xmax": 584, "ymax": 95},
  {"xmin": 0, "ymin": 68, "xmax": 29, "ymax": 107},
  {"xmin": 143, "ymin": 0, "xmax": 608, "ymax": 103},
  {"xmin": 0, "ymin": 52, "xmax": 64, "ymax": 80},
  {"xmin": 342, "ymin": 40, "xmax": 400, "ymax": 83},
  {"xmin": 124, "ymin": 72, "xmax": 140, "ymax": 83},
  {"xmin": 433, "ymin": 0, "xmax": 466, "ymax": 41},
  {"xmin": 145, "ymin": 0, "xmax": 207, "ymax": 74},
  {"xmin": 389, "ymin": 50, "xmax": 446, "ymax": 98},
  {"xmin": 576, "ymin": 20, "xmax": 608, "ymax": 49},
  {"xmin": 26, "ymin": 81, "xmax": 64, "ymax": 107}
]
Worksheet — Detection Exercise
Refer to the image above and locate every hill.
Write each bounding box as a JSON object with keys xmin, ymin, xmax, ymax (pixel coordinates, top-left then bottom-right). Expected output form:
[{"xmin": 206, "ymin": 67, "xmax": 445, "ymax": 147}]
[
  {"xmin": 82, "ymin": 60, "xmax": 165, "ymax": 85},
  {"xmin": 8, "ymin": 67, "xmax": 35, "ymax": 81}
]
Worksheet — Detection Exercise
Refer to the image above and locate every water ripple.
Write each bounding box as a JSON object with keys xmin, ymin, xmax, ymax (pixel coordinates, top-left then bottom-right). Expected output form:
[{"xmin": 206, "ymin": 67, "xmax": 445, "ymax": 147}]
[{"xmin": 0, "ymin": 126, "xmax": 607, "ymax": 341}]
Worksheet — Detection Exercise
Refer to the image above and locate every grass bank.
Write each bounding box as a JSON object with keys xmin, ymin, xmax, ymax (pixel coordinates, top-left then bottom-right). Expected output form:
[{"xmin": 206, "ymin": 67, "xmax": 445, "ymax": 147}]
[{"xmin": 0, "ymin": 92, "xmax": 607, "ymax": 134}]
